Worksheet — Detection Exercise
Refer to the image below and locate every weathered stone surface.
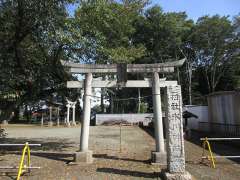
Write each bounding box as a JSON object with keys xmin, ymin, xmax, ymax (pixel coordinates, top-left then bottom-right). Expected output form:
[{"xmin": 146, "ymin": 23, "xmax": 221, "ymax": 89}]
[
  {"xmin": 74, "ymin": 151, "xmax": 93, "ymax": 163},
  {"xmin": 48, "ymin": 121, "xmax": 54, "ymax": 127},
  {"xmin": 71, "ymin": 121, "xmax": 77, "ymax": 126},
  {"xmin": 67, "ymin": 79, "xmax": 178, "ymax": 88},
  {"xmin": 152, "ymin": 72, "xmax": 165, "ymax": 153},
  {"xmin": 164, "ymin": 171, "xmax": 192, "ymax": 180},
  {"xmin": 165, "ymin": 85, "xmax": 185, "ymax": 173},
  {"xmin": 1, "ymin": 120, "xmax": 8, "ymax": 125},
  {"xmin": 66, "ymin": 99, "xmax": 78, "ymax": 126},
  {"xmin": 80, "ymin": 73, "xmax": 92, "ymax": 152},
  {"xmin": 151, "ymin": 151, "xmax": 167, "ymax": 165},
  {"xmin": 62, "ymin": 59, "xmax": 186, "ymax": 74}
]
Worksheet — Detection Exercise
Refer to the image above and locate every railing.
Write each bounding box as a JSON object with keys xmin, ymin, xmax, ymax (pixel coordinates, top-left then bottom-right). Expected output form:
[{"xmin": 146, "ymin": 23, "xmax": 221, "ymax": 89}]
[
  {"xmin": 0, "ymin": 142, "xmax": 41, "ymax": 180},
  {"xmin": 201, "ymin": 137, "xmax": 240, "ymax": 168},
  {"xmin": 199, "ymin": 122, "xmax": 240, "ymax": 137}
]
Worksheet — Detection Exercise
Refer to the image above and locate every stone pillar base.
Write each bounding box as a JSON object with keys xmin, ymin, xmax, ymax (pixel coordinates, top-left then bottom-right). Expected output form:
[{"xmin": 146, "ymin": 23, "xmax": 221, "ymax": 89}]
[
  {"xmin": 48, "ymin": 121, "xmax": 54, "ymax": 127},
  {"xmin": 65, "ymin": 122, "xmax": 71, "ymax": 127},
  {"xmin": 74, "ymin": 151, "xmax": 93, "ymax": 163},
  {"xmin": 1, "ymin": 120, "xmax": 8, "ymax": 125},
  {"xmin": 71, "ymin": 121, "xmax": 77, "ymax": 126},
  {"xmin": 164, "ymin": 171, "xmax": 192, "ymax": 180},
  {"xmin": 151, "ymin": 151, "xmax": 167, "ymax": 165}
]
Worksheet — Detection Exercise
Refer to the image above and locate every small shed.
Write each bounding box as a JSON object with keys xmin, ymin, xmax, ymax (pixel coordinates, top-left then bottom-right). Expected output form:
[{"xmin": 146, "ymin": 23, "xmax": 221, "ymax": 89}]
[
  {"xmin": 208, "ymin": 91, "xmax": 240, "ymax": 125},
  {"xmin": 183, "ymin": 105, "xmax": 208, "ymax": 130}
]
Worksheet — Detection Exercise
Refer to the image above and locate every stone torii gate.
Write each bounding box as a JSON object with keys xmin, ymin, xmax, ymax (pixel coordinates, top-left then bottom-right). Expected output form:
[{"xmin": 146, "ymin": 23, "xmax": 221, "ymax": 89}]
[
  {"xmin": 66, "ymin": 99, "xmax": 77, "ymax": 126},
  {"xmin": 62, "ymin": 59, "xmax": 191, "ymax": 180}
]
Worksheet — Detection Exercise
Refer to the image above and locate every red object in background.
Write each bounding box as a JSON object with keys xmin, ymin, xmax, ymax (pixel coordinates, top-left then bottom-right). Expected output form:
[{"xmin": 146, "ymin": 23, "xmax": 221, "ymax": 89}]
[{"xmin": 32, "ymin": 112, "xmax": 41, "ymax": 116}]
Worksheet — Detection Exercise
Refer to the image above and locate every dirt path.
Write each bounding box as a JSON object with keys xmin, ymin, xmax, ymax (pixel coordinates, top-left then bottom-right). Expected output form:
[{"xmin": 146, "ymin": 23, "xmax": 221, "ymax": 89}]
[
  {"xmin": 0, "ymin": 125, "xmax": 239, "ymax": 179},
  {"xmin": 0, "ymin": 125, "xmax": 161, "ymax": 180}
]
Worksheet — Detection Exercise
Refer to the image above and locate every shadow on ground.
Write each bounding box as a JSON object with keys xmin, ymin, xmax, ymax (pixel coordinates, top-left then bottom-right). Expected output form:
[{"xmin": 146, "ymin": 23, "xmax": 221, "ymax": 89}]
[
  {"xmin": 97, "ymin": 167, "xmax": 162, "ymax": 179},
  {"xmin": 140, "ymin": 126, "xmax": 240, "ymax": 164},
  {"xmin": 0, "ymin": 138, "xmax": 76, "ymax": 163},
  {"xmin": 140, "ymin": 126, "xmax": 155, "ymax": 139},
  {"xmin": 187, "ymin": 131, "xmax": 240, "ymax": 164},
  {"xmin": 0, "ymin": 168, "xmax": 37, "ymax": 180},
  {"xmin": 0, "ymin": 172, "xmax": 18, "ymax": 180},
  {"xmin": 31, "ymin": 151, "xmax": 73, "ymax": 163},
  {"xmin": 94, "ymin": 153, "xmax": 150, "ymax": 164},
  {"xmin": 0, "ymin": 138, "xmax": 75, "ymax": 151}
]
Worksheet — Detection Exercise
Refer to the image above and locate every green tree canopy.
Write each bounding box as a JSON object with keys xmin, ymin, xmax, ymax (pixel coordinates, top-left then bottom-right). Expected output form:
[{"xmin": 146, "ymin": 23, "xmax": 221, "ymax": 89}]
[
  {"xmin": 190, "ymin": 15, "xmax": 239, "ymax": 93},
  {"xmin": 133, "ymin": 5, "xmax": 193, "ymax": 63},
  {"xmin": 74, "ymin": 0, "xmax": 146, "ymax": 63},
  {"xmin": 0, "ymin": 0, "xmax": 74, "ymax": 111}
]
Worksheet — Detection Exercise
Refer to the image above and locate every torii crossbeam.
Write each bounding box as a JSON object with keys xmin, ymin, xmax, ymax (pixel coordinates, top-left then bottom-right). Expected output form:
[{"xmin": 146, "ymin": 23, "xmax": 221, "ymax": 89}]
[
  {"xmin": 61, "ymin": 59, "xmax": 185, "ymax": 74},
  {"xmin": 67, "ymin": 79, "xmax": 177, "ymax": 88}
]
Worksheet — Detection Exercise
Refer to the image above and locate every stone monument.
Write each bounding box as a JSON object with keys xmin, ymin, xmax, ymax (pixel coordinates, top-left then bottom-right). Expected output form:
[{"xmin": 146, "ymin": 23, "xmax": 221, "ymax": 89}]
[{"xmin": 164, "ymin": 85, "xmax": 191, "ymax": 180}]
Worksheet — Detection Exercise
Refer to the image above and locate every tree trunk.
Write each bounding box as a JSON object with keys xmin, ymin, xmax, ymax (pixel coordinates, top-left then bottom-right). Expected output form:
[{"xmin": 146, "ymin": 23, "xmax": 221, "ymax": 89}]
[
  {"xmin": 101, "ymin": 88, "xmax": 104, "ymax": 113},
  {"xmin": 188, "ymin": 62, "xmax": 193, "ymax": 105},
  {"xmin": 12, "ymin": 106, "xmax": 20, "ymax": 122},
  {"xmin": 110, "ymin": 95, "xmax": 114, "ymax": 114},
  {"xmin": 177, "ymin": 67, "xmax": 181, "ymax": 85},
  {"xmin": 137, "ymin": 88, "xmax": 141, "ymax": 113}
]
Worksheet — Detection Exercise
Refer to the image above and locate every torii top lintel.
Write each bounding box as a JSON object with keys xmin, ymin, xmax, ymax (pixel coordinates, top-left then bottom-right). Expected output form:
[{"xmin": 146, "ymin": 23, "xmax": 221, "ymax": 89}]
[{"xmin": 61, "ymin": 58, "xmax": 185, "ymax": 74}]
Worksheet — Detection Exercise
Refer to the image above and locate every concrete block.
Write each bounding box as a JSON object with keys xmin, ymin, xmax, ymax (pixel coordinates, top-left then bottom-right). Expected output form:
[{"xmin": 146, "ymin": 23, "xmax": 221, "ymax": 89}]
[
  {"xmin": 48, "ymin": 121, "xmax": 54, "ymax": 127},
  {"xmin": 151, "ymin": 151, "xmax": 167, "ymax": 165},
  {"xmin": 1, "ymin": 120, "xmax": 8, "ymax": 125},
  {"xmin": 74, "ymin": 151, "xmax": 93, "ymax": 163},
  {"xmin": 164, "ymin": 171, "xmax": 192, "ymax": 180},
  {"xmin": 65, "ymin": 122, "xmax": 71, "ymax": 127},
  {"xmin": 71, "ymin": 121, "xmax": 77, "ymax": 126}
]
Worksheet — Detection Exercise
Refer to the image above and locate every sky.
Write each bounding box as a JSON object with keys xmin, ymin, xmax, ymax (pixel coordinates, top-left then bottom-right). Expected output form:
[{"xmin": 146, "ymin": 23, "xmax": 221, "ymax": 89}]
[
  {"xmin": 67, "ymin": 0, "xmax": 240, "ymax": 21},
  {"xmin": 154, "ymin": 0, "xmax": 239, "ymax": 21}
]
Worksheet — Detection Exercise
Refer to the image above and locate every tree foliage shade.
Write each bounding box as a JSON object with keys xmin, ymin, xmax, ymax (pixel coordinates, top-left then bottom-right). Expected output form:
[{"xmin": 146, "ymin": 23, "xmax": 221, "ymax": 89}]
[
  {"xmin": 0, "ymin": 0, "xmax": 239, "ymax": 117},
  {"xmin": 189, "ymin": 15, "xmax": 239, "ymax": 93},
  {"xmin": 0, "ymin": 0, "xmax": 75, "ymax": 115},
  {"xmin": 133, "ymin": 6, "xmax": 194, "ymax": 63},
  {"xmin": 74, "ymin": 0, "xmax": 147, "ymax": 63}
]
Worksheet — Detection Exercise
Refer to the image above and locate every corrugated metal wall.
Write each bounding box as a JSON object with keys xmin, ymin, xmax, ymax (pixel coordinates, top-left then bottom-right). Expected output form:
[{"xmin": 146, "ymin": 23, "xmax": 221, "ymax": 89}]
[{"xmin": 208, "ymin": 91, "xmax": 240, "ymax": 125}]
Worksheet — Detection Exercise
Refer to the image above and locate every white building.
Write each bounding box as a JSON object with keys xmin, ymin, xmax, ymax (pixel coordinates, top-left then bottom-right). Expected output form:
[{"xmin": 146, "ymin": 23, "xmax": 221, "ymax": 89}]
[{"xmin": 79, "ymin": 88, "xmax": 109, "ymax": 109}]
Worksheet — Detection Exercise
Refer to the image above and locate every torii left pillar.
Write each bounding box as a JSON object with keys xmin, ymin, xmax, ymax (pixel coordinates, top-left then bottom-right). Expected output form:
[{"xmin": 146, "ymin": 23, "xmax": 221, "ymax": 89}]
[
  {"xmin": 71, "ymin": 102, "xmax": 77, "ymax": 126},
  {"xmin": 151, "ymin": 72, "xmax": 167, "ymax": 165},
  {"xmin": 66, "ymin": 104, "xmax": 71, "ymax": 127},
  {"xmin": 48, "ymin": 106, "xmax": 54, "ymax": 127},
  {"xmin": 74, "ymin": 73, "xmax": 93, "ymax": 163}
]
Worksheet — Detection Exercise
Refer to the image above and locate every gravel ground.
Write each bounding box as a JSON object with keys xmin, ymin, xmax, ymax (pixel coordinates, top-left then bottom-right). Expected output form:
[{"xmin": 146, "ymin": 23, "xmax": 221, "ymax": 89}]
[{"xmin": 0, "ymin": 125, "xmax": 239, "ymax": 180}]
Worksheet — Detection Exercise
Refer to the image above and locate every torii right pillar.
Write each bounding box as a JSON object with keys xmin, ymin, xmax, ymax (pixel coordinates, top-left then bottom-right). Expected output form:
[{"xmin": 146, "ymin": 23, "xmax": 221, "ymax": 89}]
[{"xmin": 164, "ymin": 85, "xmax": 192, "ymax": 180}]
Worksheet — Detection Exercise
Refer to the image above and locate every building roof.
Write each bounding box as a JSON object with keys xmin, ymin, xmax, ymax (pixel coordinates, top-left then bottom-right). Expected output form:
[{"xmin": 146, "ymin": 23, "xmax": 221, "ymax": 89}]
[
  {"xmin": 208, "ymin": 90, "xmax": 240, "ymax": 97},
  {"xmin": 183, "ymin": 111, "xmax": 198, "ymax": 119}
]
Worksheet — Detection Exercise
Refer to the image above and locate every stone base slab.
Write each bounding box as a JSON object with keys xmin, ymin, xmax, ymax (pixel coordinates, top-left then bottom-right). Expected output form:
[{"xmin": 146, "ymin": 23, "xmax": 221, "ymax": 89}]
[
  {"xmin": 48, "ymin": 121, "xmax": 54, "ymax": 127},
  {"xmin": 65, "ymin": 122, "xmax": 71, "ymax": 127},
  {"xmin": 151, "ymin": 151, "xmax": 167, "ymax": 165},
  {"xmin": 74, "ymin": 151, "xmax": 93, "ymax": 163},
  {"xmin": 71, "ymin": 121, "xmax": 77, "ymax": 126},
  {"xmin": 1, "ymin": 120, "xmax": 8, "ymax": 125},
  {"xmin": 164, "ymin": 171, "xmax": 192, "ymax": 180}
]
